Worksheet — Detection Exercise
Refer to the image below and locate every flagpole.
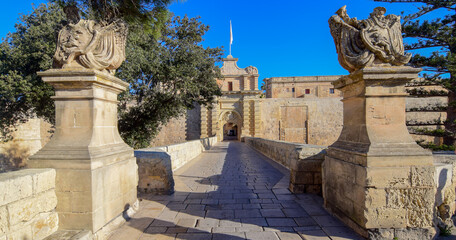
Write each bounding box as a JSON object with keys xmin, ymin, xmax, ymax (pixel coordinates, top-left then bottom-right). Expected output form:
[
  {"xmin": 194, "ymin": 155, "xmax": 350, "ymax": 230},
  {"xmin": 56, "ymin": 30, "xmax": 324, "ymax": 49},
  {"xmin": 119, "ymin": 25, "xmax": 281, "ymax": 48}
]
[{"xmin": 229, "ymin": 20, "xmax": 233, "ymax": 56}]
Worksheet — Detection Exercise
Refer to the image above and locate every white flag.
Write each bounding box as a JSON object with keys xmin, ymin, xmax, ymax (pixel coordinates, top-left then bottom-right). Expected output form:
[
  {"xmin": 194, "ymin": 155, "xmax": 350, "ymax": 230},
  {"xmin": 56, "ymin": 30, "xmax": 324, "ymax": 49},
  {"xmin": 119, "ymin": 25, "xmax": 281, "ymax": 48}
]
[{"xmin": 230, "ymin": 20, "xmax": 233, "ymax": 45}]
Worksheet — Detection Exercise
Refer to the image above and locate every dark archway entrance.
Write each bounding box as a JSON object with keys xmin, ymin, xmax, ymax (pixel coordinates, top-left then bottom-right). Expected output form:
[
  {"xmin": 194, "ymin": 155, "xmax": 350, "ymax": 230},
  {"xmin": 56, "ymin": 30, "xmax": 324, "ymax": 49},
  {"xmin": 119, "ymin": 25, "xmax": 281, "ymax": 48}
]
[{"xmin": 223, "ymin": 123, "xmax": 238, "ymax": 141}]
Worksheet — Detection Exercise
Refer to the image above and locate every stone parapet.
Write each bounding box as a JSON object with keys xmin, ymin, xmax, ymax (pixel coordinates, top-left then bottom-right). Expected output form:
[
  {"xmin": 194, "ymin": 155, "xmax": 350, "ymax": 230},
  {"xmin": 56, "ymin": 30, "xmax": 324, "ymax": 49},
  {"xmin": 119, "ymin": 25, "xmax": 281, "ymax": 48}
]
[
  {"xmin": 0, "ymin": 169, "xmax": 58, "ymax": 240},
  {"xmin": 135, "ymin": 137, "xmax": 217, "ymax": 194},
  {"xmin": 244, "ymin": 137, "xmax": 326, "ymax": 195}
]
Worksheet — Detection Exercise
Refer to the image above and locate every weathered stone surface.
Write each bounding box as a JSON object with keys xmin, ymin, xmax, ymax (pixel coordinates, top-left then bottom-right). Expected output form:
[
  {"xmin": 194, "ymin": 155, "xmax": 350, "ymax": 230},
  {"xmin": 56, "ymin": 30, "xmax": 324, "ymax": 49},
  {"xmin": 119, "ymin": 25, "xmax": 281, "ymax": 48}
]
[
  {"xmin": 7, "ymin": 190, "xmax": 57, "ymax": 226},
  {"xmin": 329, "ymin": 6, "xmax": 411, "ymax": 72},
  {"xmin": 244, "ymin": 137, "xmax": 325, "ymax": 194},
  {"xmin": 323, "ymin": 59, "xmax": 436, "ymax": 238},
  {"xmin": 54, "ymin": 19, "xmax": 127, "ymax": 74},
  {"xmin": 0, "ymin": 206, "xmax": 7, "ymax": 235},
  {"xmin": 28, "ymin": 69, "xmax": 138, "ymax": 236},
  {"xmin": 0, "ymin": 171, "xmax": 33, "ymax": 206},
  {"xmin": 32, "ymin": 212, "xmax": 59, "ymax": 240}
]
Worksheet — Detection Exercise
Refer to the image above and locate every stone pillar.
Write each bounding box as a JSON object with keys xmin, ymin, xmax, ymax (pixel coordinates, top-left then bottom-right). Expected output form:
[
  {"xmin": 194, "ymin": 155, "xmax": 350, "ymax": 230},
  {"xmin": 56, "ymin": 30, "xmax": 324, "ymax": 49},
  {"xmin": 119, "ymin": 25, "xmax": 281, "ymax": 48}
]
[
  {"xmin": 253, "ymin": 100, "xmax": 261, "ymax": 137},
  {"xmin": 201, "ymin": 106, "xmax": 209, "ymax": 138},
  {"xmin": 323, "ymin": 67, "xmax": 436, "ymax": 238},
  {"xmin": 242, "ymin": 100, "xmax": 251, "ymax": 138},
  {"xmin": 211, "ymin": 104, "xmax": 218, "ymax": 137},
  {"xmin": 28, "ymin": 69, "xmax": 138, "ymax": 235}
]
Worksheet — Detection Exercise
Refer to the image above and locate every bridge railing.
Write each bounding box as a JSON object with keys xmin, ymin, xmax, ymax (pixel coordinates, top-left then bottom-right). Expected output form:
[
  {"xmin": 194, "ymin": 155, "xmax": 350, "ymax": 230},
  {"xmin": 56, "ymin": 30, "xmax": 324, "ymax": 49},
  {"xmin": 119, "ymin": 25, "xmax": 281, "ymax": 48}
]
[
  {"xmin": 134, "ymin": 136, "xmax": 217, "ymax": 194},
  {"xmin": 244, "ymin": 137, "xmax": 326, "ymax": 195}
]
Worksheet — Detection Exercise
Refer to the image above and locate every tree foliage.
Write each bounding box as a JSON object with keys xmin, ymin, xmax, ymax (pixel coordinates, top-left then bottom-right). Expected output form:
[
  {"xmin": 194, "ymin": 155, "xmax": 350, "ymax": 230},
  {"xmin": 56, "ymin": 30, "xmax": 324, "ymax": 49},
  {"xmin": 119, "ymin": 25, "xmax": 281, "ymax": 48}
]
[
  {"xmin": 118, "ymin": 16, "xmax": 223, "ymax": 148},
  {"xmin": 51, "ymin": 0, "xmax": 175, "ymax": 35},
  {"xmin": 375, "ymin": 0, "xmax": 456, "ymax": 145},
  {"xmin": 0, "ymin": 3, "xmax": 223, "ymax": 148},
  {"xmin": 0, "ymin": 3, "xmax": 66, "ymax": 140}
]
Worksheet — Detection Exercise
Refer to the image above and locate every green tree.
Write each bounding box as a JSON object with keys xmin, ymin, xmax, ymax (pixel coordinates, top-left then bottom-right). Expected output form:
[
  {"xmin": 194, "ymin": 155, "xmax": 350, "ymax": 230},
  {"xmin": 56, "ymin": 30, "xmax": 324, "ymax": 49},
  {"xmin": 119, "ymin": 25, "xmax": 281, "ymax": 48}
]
[
  {"xmin": 0, "ymin": 3, "xmax": 223, "ymax": 148},
  {"xmin": 51, "ymin": 0, "xmax": 175, "ymax": 36},
  {"xmin": 375, "ymin": 0, "xmax": 456, "ymax": 146},
  {"xmin": 0, "ymin": 3, "xmax": 66, "ymax": 140},
  {"xmin": 118, "ymin": 16, "xmax": 223, "ymax": 148}
]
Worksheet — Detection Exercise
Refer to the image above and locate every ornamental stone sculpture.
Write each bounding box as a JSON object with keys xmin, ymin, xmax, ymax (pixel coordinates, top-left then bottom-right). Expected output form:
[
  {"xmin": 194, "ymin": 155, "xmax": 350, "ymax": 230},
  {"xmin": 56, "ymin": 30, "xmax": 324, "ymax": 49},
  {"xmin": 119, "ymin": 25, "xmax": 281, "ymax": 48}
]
[
  {"xmin": 53, "ymin": 19, "xmax": 128, "ymax": 74},
  {"xmin": 329, "ymin": 6, "xmax": 411, "ymax": 72}
]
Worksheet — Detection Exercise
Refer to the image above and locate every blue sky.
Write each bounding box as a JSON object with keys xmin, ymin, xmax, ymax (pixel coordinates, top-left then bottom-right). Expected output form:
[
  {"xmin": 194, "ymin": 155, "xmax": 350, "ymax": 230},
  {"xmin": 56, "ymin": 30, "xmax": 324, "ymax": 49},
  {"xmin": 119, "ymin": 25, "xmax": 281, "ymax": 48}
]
[{"xmin": 0, "ymin": 0, "xmax": 446, "ymax": 86}]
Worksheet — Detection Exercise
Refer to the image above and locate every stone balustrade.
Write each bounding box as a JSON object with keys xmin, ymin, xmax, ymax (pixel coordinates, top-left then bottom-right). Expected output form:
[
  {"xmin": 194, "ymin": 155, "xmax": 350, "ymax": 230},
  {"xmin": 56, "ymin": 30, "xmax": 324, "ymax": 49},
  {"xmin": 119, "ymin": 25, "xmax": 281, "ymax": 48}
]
[
  {"xmin": 244, "ymin": 137, "xmax": 326, "ymax": 194},
  {"xmin": 135, "ymin": 137, "xmax": 217, "ymax": 194},
  {"xmin": 0, "ymin": 169, "xmax": 58, "ymax": 240}
]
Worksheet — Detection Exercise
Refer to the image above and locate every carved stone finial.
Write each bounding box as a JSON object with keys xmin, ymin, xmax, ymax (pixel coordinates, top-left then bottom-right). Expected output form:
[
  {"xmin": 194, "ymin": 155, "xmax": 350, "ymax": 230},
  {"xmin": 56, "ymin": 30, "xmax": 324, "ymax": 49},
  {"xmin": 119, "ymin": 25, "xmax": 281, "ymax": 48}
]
[
  {"xmin": 245, "ymin": 66, "xmax": 258, "ymax": 74},
  {"xmin": 329, "ymin": 6, "xmax": 411, "ymax": 72},
  {"xmin": 53, "ymin": 19, "xmax": 128, "ymax": 74}
]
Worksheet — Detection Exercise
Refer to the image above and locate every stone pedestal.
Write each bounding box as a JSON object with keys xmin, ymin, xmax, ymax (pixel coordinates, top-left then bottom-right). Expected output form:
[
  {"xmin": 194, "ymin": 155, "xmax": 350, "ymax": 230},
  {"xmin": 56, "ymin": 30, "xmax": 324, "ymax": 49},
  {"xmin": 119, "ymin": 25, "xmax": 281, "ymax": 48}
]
[
  {"xmin": 28, "ymin": 69, "xmax": 138, "ymax": 235},
  {"xmin": 323, "ymin": 67, "xmax": 436, "ymax": 239}
]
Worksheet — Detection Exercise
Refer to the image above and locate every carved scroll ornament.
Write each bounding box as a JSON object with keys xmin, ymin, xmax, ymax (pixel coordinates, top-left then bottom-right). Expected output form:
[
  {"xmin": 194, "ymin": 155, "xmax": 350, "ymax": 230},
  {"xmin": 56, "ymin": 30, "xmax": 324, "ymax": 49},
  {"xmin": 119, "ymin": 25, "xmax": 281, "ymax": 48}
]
[
  {"xmin": 329, "ymin": 6, "xmax": 411, "ymax": 72},
  {"xmin": 53, "ymin": 19, "xmax": 128, "ymax": 74}
]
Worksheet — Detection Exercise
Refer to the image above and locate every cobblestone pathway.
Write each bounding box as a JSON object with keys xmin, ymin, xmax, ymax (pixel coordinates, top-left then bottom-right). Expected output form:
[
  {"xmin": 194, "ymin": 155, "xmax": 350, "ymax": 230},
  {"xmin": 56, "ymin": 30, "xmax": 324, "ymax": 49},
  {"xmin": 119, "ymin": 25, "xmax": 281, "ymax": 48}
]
[{"xmin": 109, "ymin": 141, "xmax": 363, "ymax": 240}]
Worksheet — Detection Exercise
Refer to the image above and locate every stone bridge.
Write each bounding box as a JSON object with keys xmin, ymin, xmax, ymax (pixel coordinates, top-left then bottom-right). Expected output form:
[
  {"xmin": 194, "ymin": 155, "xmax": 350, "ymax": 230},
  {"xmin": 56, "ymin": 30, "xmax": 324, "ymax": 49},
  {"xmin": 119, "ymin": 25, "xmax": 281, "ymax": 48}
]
[{"xmin": 110, "ymin": 140, "xmax": 363, "ymax": 240}]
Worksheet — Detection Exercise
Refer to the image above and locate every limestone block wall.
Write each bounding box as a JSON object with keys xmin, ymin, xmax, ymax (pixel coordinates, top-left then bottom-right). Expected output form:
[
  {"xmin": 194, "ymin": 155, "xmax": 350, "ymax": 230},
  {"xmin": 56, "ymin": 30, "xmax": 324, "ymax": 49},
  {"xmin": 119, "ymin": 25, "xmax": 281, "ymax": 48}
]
[
  {"xmin": 136, "ymin": 137, "xmax": 217, "ymax": 193},
  {"xmin": 0, "ymin": 169, "xmax": 58, "ymax": 240},
  {"xmin": 260, "ymin": 98, "xmax": 343, "ymax": 146},
  {"xmin": 149, "ymin": 107, "xmax": 202, "ymax": 147},
  {"xmin": 244, "ymin": 137, "xmax": 326, "ymax": 194}
]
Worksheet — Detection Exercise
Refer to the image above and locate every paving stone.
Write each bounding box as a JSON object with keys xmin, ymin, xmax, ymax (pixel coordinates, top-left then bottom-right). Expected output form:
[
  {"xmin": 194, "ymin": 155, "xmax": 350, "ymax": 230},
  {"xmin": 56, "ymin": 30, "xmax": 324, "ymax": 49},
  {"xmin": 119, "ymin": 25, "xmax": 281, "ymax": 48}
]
[
  {"xmin": 176, "ymin": 218, "xmax": 197, "ymax": 228},
  {"xmin": 243, "ymin": 203, "xmax": 261, "ymax": 209},
  {"xmin": 312, "ymin": 216, "xmax": 345, "ymax": 227},
  {"xmin": 219, "ymin": 219, "xmax": 242, "ymax": 227},
  {"xmin": 206, "ymin": 210, "xmax": 235, "ymax": 219},
  {"xmin": 196, "ymin": 218, "xmax": 219, "ymax": 227},
  {"xmin": 294, "ymin": 217, "xmax": 319, "ymax": 227},
  {"xmin": 212, "ymin": 232, "xmax": 246, "ymax": 240},
  {"xmin": 266, "ymin": 218, "xmax": 298, "ymax": 227},
  {"xmin": 261, "ymin": 204, "xmax": 282, "ymax": 209},
  {"xmin": 276, "ymin": 232, "xmax": 303, "ymax": 240},
  {"xmin": 264, "ymin": 227, "xmax": 295, "ymax": 232},
  {"xmin": 261, "ymin": 209, "xmax": 286, "ymax": 218},
  {"xmin": 235, "ymin": 209, "xmax": 262, "ymax": 218},
  {"xmin": 145, "ymin": 226, "xmax": 168, "ymax": 233},
  {"xmin": 186, "ymin": 226, "xmax": 212, "ymax": 233},
  {"xmin": 282, "ymin": 208, "xmax": 309, "ymax": 218},
  {"xmin": 139, "ymin": 233, "xmax": 176, "ymax": 240},
  {"xmin": 236, "ymin": 225, "xmax": 264, "ymax": 232},
  {"xmin": 297, "ymin": 230, "xmax": 331, "ymax": 240},
  {"xmin": 212, "ymin": 227, "xmax": 237, "ymax": 233},
  {"xmin": 108, "ymin": 142, "xmax": 363, "ymax": 240},
  {"xmin": 175, "ymin": 233, "xmax": 212, "ymax": 240},
  {"xmin": 322, "ymin": 226, "xmax": 364, "ymax": 240},
  {"xmin": 245, "ymin": 231, "xmax": 280, "ymax": 240},
  {"xmin": 299, "ymin": 205, "xmax": 329, "ymax": 216},
  {"xmin": 240, "ymin": 217, "xmax": 268, "ymax": 226},
  {"xmin": 273, "ymin": 189, "xmax": 292, "ymax": 195},
  {"xmin": 166, "ymin": 227, "xmax": 188, "ymax": 233}
]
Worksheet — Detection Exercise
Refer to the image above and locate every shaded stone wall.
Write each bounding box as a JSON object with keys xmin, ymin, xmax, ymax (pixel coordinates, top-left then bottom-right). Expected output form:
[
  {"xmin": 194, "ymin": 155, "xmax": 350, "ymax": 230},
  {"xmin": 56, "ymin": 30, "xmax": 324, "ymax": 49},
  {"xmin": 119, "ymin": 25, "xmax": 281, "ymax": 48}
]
[
  {"xmin": 0, "ymin": 169, "xmax": 58, "ymax": 240},
  {"xmin": 135, "ymin": 136, "xmax": 217, "ymax": 194},
  {"xmin": 244, "ymin": 137, "xmax": 326, "ymax": 194}
]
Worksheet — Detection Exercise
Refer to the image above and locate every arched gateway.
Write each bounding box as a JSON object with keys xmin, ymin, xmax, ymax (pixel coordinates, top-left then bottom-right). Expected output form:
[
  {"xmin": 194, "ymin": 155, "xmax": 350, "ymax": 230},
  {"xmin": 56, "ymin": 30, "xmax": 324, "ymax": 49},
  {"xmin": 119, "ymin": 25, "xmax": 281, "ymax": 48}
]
[{"xmin": 200, "ymin": 55, "xmax": 263, "ymax": 141}]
